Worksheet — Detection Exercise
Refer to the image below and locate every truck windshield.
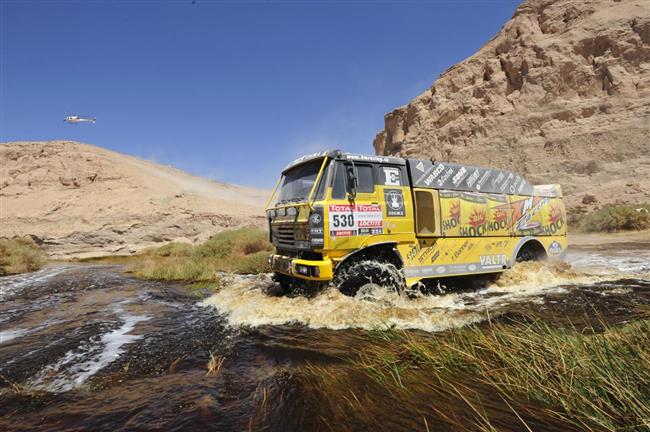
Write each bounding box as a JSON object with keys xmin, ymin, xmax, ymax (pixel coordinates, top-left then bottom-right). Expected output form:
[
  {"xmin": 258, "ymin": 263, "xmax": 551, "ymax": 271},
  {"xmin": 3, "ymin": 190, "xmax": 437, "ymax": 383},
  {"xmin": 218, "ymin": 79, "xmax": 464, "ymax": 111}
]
[{"xmin": 275, "ymin": 159, "xmax": 324, "ymax": 205}]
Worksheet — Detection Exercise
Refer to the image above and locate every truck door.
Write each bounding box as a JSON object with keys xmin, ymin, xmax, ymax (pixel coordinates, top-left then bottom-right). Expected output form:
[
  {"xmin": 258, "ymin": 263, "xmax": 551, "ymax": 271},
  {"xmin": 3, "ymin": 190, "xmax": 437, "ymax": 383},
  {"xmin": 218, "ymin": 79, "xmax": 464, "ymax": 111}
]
[{"xmin": 326, "ymin": 162, "xmax": 382, "ymax": 249}]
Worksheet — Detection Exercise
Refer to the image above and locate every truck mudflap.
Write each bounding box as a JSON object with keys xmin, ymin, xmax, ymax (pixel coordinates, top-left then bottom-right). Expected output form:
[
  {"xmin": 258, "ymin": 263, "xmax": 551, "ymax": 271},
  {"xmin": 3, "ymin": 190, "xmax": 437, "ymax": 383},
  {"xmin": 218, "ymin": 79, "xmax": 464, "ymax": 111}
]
[{"xmin": 269, "ymin": 254, "xmax": 333, "ymax": 281}]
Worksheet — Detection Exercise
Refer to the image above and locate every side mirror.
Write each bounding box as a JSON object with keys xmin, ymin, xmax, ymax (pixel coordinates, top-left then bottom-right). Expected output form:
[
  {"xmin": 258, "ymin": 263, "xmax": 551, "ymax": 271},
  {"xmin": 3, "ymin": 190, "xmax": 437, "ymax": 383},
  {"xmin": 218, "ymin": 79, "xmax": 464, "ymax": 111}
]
[{"xmin": 346, "ymin": 164, "xmax": 357, "ymax": 200}]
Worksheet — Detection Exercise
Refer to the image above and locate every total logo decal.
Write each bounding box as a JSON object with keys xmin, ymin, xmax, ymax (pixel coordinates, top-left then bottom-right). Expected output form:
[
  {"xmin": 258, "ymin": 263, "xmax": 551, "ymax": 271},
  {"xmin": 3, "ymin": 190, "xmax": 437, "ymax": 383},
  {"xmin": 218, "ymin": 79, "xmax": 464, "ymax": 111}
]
[{"xmin": 328, "ymin": 204, "xmax": 383, "ymax": 237}]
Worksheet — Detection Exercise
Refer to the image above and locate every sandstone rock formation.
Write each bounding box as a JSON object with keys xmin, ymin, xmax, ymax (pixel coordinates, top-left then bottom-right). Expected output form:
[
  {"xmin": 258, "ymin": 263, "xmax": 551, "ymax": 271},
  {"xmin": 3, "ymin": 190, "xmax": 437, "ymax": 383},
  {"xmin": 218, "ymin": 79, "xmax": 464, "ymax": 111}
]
[
  {"xmin": 0, "ymin": 141, "xmax": 268, "ymax": 258},
  {"xmin": 374, "ymin": 0, "xmax": 650, "ymax": 214}
]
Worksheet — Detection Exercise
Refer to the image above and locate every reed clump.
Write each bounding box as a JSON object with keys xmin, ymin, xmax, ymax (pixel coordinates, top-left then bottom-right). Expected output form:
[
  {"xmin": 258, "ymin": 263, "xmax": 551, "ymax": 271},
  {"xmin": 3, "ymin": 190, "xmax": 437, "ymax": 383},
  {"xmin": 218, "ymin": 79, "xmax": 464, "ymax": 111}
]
[
  {"xmin": 128, "ymin": 226, "xmax": 273, "ymax": 282},
  {"xmin": 0, "ymin": 237, "xmax": 47, "ymax": 275},
  {"xmin": 355, "ymin": 319, "xmax": 650, "ymax": 431}
]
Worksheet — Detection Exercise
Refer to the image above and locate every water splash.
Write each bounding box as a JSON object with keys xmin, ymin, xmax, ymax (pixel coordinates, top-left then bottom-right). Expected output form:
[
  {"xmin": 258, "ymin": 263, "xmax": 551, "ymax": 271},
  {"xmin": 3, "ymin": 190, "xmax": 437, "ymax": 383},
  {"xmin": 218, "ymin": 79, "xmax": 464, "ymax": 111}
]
[{"xmin": 201, "ymin": 260, "xmax": 636, "ymax": 332}]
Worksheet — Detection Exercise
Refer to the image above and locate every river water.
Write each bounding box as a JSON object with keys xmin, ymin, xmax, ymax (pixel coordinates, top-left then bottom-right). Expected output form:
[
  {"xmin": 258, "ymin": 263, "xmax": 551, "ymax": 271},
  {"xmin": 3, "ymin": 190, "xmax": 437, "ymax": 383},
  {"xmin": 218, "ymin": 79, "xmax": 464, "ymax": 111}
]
[{"xmin": 1, "ymin": 241, "xmax": 649, "ymax": 431}]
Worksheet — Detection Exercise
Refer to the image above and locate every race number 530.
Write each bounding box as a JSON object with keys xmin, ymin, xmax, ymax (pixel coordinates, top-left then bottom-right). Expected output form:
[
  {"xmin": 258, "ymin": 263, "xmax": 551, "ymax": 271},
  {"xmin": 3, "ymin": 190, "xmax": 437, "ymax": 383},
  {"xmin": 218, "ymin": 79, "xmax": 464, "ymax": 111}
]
[{"xmin": 331, "ymin": 214, "xmax": 354, "ymax": 227}]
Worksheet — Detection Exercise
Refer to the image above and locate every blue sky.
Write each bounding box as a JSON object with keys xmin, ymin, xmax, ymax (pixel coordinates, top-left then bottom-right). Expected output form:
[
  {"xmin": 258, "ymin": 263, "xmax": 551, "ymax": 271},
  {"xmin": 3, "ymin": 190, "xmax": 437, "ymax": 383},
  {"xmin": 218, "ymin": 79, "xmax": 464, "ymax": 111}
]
[{"xmin": 1, "ymin": 0, "xmax": 519, "ymax": 188}]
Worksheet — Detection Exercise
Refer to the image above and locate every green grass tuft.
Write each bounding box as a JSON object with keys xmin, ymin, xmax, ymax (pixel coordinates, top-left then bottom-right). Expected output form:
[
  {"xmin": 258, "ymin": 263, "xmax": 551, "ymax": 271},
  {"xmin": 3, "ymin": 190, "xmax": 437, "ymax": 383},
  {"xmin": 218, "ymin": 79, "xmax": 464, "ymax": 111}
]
[
  {"xmin": 354, "ymin": 318, "xmax": 650, "ymax": 431},
  {"xmin": 127, "ymin": 226, "xmax": 272, "ymax": 282}
]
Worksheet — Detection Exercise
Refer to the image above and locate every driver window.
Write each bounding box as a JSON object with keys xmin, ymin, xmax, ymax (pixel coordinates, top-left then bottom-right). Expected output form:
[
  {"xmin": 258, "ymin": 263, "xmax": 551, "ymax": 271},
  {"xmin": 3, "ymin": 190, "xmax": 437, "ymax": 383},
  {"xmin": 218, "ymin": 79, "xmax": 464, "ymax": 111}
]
[
  {"xmin": 356, "ymin": 165, "xmax": 374, "ymax": 193},
  {"xmin": 331, "ymin": 163, "xmax": 375, "ymax": 199}
]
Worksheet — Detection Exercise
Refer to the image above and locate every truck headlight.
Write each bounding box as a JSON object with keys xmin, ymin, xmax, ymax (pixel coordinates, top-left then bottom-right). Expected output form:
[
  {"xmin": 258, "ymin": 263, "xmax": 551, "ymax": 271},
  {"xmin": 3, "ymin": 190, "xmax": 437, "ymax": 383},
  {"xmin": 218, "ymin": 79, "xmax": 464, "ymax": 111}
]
[
  {"xmin": 295, "ymin": 264, "xmax": 318, "ymax": 277},
  {"xmin": 287, "ymin": 207, "xmax": 297, "ymax": 216}
]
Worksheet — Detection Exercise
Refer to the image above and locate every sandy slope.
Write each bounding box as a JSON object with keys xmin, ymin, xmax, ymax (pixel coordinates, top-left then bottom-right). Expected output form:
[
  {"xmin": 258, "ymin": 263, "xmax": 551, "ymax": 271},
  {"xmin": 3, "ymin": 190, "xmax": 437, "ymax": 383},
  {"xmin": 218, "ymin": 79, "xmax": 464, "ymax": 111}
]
[{"xmin": 0, "ymin": 141, "xmax": 269, "ymax": 258}]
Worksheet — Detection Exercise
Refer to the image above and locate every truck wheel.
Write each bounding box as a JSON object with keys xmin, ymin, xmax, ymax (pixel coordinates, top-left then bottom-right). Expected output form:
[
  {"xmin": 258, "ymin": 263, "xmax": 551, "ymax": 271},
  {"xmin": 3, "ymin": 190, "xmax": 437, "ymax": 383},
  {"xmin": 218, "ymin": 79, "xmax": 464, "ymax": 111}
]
[
  {"xmin": 515, "ymin": 241, "xmax": 547, "ymax": 263},
  {"xmin": 269, "ymin": 272, "xmax": 292, "ymax": 296},
  {"xmin": 333, "ymin": 260, "xmax": 405, "ymax": 296}
]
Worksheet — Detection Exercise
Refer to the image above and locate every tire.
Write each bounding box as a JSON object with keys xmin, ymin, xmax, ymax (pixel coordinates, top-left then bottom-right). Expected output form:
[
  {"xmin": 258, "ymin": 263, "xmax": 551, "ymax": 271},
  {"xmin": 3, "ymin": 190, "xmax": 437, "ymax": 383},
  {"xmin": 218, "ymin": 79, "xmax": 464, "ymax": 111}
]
[
  {"xmin": 515, "ymin": 241, "xmax": 547, "ymax": 263},
  {"xmin": 269, "ymin": 272, "xmax": 292, "ymax": 296},
  {"xmin": 333, "ymin": 260, "xmax": 405, "ymax": 296}
]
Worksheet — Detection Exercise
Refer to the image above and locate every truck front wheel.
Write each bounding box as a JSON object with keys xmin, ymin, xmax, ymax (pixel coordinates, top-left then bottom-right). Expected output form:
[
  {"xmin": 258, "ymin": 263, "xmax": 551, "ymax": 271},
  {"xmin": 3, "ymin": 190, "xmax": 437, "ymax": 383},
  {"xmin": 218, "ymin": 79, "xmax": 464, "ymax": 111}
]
[{"xmin": 333, "ymin": 260, "xmax": 405, "ymax": 296}]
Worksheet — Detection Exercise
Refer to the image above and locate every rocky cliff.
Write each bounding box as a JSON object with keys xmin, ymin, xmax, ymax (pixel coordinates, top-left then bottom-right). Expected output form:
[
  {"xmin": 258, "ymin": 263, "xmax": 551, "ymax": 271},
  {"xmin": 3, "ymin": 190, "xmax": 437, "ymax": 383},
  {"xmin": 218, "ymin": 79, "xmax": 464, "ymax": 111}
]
[
  {"xmin": 0, "ymin": 141, "xmax": 268, "ymax": 258},
  {"xmin": 374, "ymin": 0, "xmax": 650, "ymax": 214}
]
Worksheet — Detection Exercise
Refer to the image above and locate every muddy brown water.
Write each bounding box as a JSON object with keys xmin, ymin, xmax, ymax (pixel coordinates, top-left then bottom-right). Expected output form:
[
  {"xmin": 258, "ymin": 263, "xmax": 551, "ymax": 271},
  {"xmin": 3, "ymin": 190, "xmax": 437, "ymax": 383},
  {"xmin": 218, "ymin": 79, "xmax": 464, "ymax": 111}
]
[{"xmin": 1, "ymin": 243, "xmax": 649, "ymax": 431}]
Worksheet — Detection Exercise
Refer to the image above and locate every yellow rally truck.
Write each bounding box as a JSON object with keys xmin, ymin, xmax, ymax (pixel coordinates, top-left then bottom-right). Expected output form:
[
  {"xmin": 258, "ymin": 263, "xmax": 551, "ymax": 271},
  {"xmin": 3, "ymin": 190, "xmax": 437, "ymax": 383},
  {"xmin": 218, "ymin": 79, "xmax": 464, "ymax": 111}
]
[{"xmin": 266, "ymin": 150, "xmax": 567, "ymax": 295}]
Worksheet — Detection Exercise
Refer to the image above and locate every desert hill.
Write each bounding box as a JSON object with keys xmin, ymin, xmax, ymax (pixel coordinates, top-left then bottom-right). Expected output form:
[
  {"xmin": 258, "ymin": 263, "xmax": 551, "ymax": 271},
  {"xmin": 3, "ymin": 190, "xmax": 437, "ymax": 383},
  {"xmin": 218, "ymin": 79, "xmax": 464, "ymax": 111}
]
[
  {"xmin": 374, "ymin": 0, "xmax": 650, "ymax": 214},
  {"xmin": 0, "ymin": 141, "xmax": 269, "ymax": 258}
]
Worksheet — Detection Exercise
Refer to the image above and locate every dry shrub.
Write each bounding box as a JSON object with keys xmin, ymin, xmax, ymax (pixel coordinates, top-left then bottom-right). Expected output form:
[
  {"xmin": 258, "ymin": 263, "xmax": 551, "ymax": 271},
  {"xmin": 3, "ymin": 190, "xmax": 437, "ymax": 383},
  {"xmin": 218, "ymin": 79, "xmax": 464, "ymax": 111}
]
[
  {"xmin": 0, "ymin": 237, "xmax": 47, "ymax": 275},
  {"xmin": 128, "ymin": 227, "xmax": 272, "ymax": 281},
  {"xmin": 579, "ymin": 204, "xmax": 650, "ymax": 232}
]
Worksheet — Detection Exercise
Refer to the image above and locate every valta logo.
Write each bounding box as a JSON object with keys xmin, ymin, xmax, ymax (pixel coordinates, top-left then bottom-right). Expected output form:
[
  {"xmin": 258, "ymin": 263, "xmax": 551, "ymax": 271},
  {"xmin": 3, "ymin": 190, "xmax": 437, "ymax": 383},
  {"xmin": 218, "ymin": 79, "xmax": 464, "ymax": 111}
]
[{"xmin": 480, "ymin": 254, "xmax": 507, "ymax": 266}]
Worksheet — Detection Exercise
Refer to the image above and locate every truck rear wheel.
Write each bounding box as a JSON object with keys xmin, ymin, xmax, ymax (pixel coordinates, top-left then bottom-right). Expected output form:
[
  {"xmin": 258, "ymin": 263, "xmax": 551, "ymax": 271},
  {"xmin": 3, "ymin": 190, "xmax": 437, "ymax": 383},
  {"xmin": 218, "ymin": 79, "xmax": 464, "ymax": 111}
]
[
  {"xmin": 333, "ymin": 260, "xmax": 405, "ymax": 296},
  {"xmin": 515, "ymin": 241, "xmax": 547, "ymax": 262}
]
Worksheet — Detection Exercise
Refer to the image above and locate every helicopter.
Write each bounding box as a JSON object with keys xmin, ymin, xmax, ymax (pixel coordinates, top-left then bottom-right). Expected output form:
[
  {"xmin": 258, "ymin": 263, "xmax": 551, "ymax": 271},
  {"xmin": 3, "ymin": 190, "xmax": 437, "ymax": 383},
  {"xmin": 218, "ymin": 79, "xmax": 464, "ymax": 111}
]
[{"xmin": 64, "ymin": 115, "xmax": 96, "ymax": 124}]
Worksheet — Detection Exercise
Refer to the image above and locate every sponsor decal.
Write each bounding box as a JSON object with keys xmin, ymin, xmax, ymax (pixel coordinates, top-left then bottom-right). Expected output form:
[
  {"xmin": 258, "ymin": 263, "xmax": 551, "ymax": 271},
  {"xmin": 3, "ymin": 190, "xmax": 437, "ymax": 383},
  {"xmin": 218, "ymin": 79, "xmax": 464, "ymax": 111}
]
[
  {"xmin": 465, "ymin": 169, "xmax": 480, "ymax": 188},
  {"xmin": 451, "ymin": 166, "xmax": 468, "ymax": 186},
  {"xmin": 407, "ymin": 244, "xmax": 420, "ymax": 261},
  {"xmin": 460, "ymin": 207, "xmax": 488, "ymax": 236},
  {"xmin": 499, "ymin": 173, "xmax": 514, "ymax": 192},
  {"xmin": 442, "ymin": 200, "xmax": 461, "ymax": 231},
  {"xmin": 548, "ymin": 241, "xmax": 563, "ymax": 255},
  {"xmin": 460, "ymin": 192, "xmax": 486, "ymax": 203},
  {"xmin": 542, "ymin": 204, "xmax": 565, "ymax": 235},
  {"xmin": 331, "ymin": 229, "xmax": 355, "ymax": 237},
  {"xmin": 415, "ymin": 161, "xmax": 425, "ymax": 172},
  {"xmin": 452, "ymin": 240, "xmax": 472, "ymax": 260},
  {"xmin": 418, "ymin": 246, "xmax": 440, "ymax": 264},
  {"xmin": 491, "ymin": 172, "xmax": 505, "ymax": 189},
  {"xmin": 328, "ymin": 203, "xmax": 382, "ymax": 237},
  {"xmin": 384, "ymin": 189, "xmax": 406, "ymax": 217},
  {"xmin": 423, "ymin": 163, "xmax": 446, "ymax": 186},
  {"xmin": 514, "ymin": 197, "xmax": 548, "ymax": 232},
  {"xmin": 480, "ymin": 254, "xmax": 507, "ymax": 267},
  {"xmin": 477, "ymin": 170, "xmax": 491, "ymax": 191},
  {"xmin": 436, "ymin": 167, "xmax": 454, "ymax": 187},
  {"xmin": 549, "ymin": 204, "xmax": 563, "ymax": 224},
  {"xmin": 383, "ymin": 167, "xmax": 401, "ymax": 186},
  {"xmin": 345, "ymin": 154, "xmax": 391, "ymax": 163}
]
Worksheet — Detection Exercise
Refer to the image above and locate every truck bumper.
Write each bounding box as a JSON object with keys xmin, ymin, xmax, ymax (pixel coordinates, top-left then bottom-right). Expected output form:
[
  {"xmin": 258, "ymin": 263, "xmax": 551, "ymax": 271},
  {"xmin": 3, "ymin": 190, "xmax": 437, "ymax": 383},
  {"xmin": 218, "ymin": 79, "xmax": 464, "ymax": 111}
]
[{"xmin": 268, "ymin": 254, "xmax": 333, "ymax": 281}]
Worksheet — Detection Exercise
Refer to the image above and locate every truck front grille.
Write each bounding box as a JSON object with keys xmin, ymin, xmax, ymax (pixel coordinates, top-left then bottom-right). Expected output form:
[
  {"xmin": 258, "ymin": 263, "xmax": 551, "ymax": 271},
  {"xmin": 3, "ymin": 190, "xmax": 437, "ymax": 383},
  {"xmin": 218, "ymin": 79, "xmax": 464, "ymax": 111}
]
[{"xmin": 275, "ymin": 225, "xmax": 296, "ymax": 248}]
